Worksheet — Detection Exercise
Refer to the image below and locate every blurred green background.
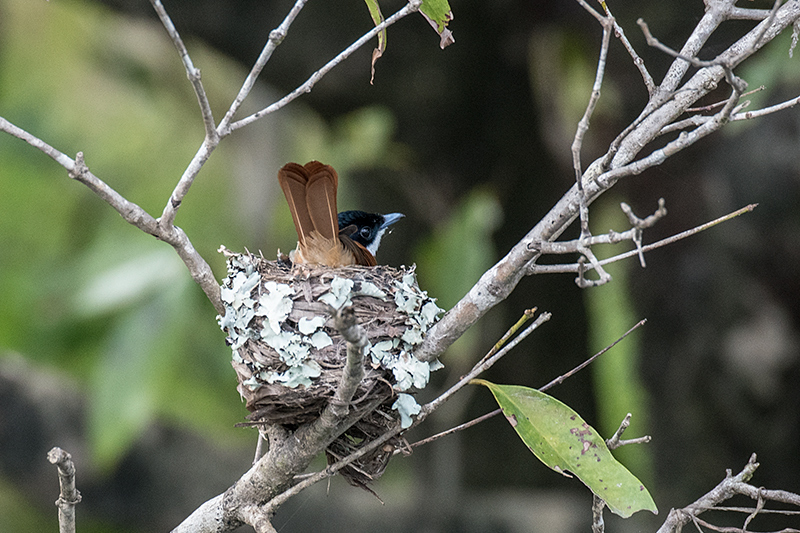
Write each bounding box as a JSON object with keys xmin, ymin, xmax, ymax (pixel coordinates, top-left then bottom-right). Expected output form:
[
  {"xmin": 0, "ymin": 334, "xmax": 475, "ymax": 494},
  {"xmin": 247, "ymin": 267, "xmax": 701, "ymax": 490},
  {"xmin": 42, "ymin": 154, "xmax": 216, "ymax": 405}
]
[{"xmin": 1, "ymin": 0, "xmax": 799, "ymax": 531}]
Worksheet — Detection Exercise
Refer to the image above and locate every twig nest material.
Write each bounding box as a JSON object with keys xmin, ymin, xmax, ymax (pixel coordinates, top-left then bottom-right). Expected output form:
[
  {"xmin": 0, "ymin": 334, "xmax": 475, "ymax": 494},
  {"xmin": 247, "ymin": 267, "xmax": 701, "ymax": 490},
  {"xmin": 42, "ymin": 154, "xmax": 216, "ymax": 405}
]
[{"xmin": 216, "ymin": 248, "xmax": 444, "ymax": 429}]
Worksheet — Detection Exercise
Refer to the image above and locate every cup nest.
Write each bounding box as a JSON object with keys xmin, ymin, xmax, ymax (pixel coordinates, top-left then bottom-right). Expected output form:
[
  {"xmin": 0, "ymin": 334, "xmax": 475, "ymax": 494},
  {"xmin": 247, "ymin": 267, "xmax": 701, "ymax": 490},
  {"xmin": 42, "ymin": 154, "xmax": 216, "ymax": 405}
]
[{"xmin": 217, "ymin": 248, "xmax": 443, "ymax": 486}]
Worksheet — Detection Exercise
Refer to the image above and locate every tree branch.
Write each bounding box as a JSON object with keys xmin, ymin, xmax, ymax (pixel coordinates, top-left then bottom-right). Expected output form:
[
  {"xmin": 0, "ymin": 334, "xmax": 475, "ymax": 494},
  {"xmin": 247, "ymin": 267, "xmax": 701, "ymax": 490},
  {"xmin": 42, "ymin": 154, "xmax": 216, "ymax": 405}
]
[
  {"xmin": 228, "ymin": 0, "xmax": 422, "ymax": 133},
  {"xmin": 655, "ymin": 454, "xmax": 800, "ymax": 533},
  {"xmin": 0, "ymin": 117, "xmax": 225, "ymax": 314},
  {"xmin": 259, "ymin": 310, "xmax": 552, "ymax": 517},
  {"xmin": 402, "ymin": 317, "xmax": 645, "ymax": 453},
  {"xmin": 218, "ymin": 0, "xmax": 310, "ymax": 131},
  {"xmin": 532, "ymin": 203, "xmax": 755, "ymax": 276},
  {"xmin": 150, "ymin": 0, "xmax": 217, "ymax": 141},
  {"xmin": 157, "ymin": 0, "xmax": 310, "ymax": 228},
  {"xmin": 47, "ymin": 447, "xmax": 81, "ymax": 533},
  {"xmin": 414, "ymin": 0, "xmax": 800, "ymax": 362}
]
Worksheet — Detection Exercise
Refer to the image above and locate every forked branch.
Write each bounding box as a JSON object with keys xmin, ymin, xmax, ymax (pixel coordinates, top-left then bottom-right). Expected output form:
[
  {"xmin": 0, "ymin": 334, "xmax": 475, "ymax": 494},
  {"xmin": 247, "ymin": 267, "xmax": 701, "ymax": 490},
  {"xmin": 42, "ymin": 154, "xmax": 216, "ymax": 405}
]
[{"xmin": 413, "ymin": 0, "xmax": 800, "ymax": 363}]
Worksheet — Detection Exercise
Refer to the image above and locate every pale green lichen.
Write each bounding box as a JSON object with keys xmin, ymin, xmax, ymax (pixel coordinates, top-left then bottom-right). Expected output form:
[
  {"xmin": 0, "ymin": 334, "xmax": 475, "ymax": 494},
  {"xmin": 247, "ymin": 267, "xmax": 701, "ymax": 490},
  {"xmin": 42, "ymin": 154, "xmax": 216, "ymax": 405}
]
[
  {"xmin": 298, "ymin": 316, "xmax": 326, "ymax": 335},
  {"xmin": 218, "ymin": 254, "xmax": 446, "ymax": 425},
  {"xmin": 393, "ymin": 393, "xmax": 422, "ymax": 429},
  {"xmin": 255, "ymin": 281, "xmax": 294, "ymax": 335}
]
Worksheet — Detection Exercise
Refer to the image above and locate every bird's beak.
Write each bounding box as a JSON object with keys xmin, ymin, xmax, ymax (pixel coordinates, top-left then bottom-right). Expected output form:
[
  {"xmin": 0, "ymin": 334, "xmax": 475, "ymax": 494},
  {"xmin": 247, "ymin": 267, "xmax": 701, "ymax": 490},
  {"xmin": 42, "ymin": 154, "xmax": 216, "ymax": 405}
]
[{"xmin": 380, "ymin": 212, "xmax": 405, "ymax": 230}]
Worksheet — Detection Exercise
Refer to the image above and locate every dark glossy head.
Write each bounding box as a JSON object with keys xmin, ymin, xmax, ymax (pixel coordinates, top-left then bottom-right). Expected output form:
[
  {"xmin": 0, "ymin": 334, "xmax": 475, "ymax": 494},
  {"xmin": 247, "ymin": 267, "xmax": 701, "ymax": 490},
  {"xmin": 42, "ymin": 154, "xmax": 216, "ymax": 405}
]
[{"xmin": 338, "ymin": 211, "xmax": 404, "ymax": 256}]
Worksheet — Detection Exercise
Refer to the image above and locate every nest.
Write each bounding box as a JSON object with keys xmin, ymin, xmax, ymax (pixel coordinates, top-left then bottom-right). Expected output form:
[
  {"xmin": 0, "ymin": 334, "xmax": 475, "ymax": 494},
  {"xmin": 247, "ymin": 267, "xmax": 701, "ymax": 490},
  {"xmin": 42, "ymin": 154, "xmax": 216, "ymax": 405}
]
[{"xmin": 217, "ymin": 249, "xmax": 443, "ymax": 486}]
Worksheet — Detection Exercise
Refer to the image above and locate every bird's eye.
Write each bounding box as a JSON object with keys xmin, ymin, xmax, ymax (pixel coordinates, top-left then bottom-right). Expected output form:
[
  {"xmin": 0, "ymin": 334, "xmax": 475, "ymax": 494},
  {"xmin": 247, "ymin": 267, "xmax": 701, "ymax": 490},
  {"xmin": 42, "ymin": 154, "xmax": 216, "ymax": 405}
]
[{"xmin": 360, "ymin": 227, "xmax": 372, "ymax": 239}]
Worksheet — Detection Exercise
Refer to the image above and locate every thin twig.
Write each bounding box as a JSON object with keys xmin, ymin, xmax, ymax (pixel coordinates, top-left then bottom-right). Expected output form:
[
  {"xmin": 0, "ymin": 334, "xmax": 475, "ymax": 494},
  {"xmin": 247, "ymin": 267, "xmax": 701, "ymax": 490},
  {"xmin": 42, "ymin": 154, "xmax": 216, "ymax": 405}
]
[
  {"xmin": 530, "ymin": 204, "xmax": 757, "ymax": 276},
  {"xmin": 733, "ymin": 94, "xmax": 800, "ymax": 120},
  {"xmin": 572, "ymin": 13, "xmax": 612, "ymax": 187},
  {"xmin": 398, "ymin": 408, "xmax": 503, "ymax": 452},
  {"xmin": 475, "ymin": 307, "xmax": 537, "ymax": 367},
  {"xmin": 47, "ymin": 447, "xmax": 81, "ymax": 533},
  {"xmin": 219, "ymin": 0, "xmax": 310, "ymax": 130},
  {"xmin": 0, "ymin": 116, "xmax": 225, "ymax": 313},
  {"xmin": 654, "ymin": 454, "xmax": 779, "ymax": 533},
  {"xmin": 687, "ymin": 86, "xmax": 765, "ymax": 113},
  {"xmin": 422, "ymin": 312, "xmax": 552, "ymax": 415},
  {"xmin": 403, "ymin": 318, "xmax": 645, "ymax": 451},
  {"xmin": 605, "ymin": 413, "xmax": 651, "ymax": 450},
  {"xmin": 229, "ymin": 0, "xmax": 422, "ymax": 132},
  {"xmin": 540, "ymin": 319, "xmax": 646, "ymax": 392},
  {"xmin": 711, "ymin": 505, "xmax": 800, "ymax": 516},
  {"xmin": 150, "ymin": 0, "xmax": 217, "ymax": 140},
  {"xmin": 574, "ymin": 0, "xmax": 605, "ymax": 24},
  {"xmin": 0, "ymin": 116, "xmax": 82, "ymax": 170},
  {"xmin": 572, "ymin": 13, "xmax": 613, "ymax": 253}
]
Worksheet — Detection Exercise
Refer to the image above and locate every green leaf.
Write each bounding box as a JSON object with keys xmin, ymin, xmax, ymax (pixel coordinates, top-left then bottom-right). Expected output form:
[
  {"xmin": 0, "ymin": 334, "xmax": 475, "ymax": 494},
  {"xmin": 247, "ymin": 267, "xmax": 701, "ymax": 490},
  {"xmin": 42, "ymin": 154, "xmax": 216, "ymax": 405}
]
[
  {"xmin": 419, "ymin": 0, "xmax": 455, "ymax": 49},
  {"xmin": 472, "ymin": 379, "xmax": 658, "ymax": 518},
  {"xmin": 363, "ymin": 0, "xmax": 387, "ymax": 83}
]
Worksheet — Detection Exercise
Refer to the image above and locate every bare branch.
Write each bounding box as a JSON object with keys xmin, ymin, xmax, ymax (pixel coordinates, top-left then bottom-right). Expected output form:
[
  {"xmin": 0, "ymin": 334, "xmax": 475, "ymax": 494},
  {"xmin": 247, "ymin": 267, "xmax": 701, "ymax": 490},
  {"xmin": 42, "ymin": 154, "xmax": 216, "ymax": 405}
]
[
  {"xmin": 312, "ymin": 305, "xmax": 369, "ymax": 430},
  {"xmin": 159, "ymin": 0, "xmax": 420, "ymax": 229},
  {"xmin": 592, "ymin": 494, "xmax": 606, "ymax": 533},
  {"xmin": 47, "ymin": 447, "xmax": 81, "ymax": 533},
  {"xmin": 330, "ymin": 305, "xmax": 368, "ymax": 408},
  {"xmin": 219, "ymin": 0, "xmax": 310, "ymax": 130},
  {"xmin": 475, "ymin": 307, "xmax": 537, "ymax": 367},
  {"xmin": 412, "ymin": 0, "xmax": 800, "ymax": 362},
  {"xmin": 228, "ymin": 0, "xmax": 422, "ymax": 132},
  {"xmin": 727, "ymin": 7, "xmax": 774, "ymax": 22},
  {"xmin": 0, "ymin": 117, "xmax": 225, "ymax": 313},
  {"xmin": 573, "ymin": 13, "xmax": 613, "ymax": 249},
  {"xmin": 574, "ymin": 0, "xmax": 654, "ymax": 93},
  {"xmin": 0, "ymin": 116, "xmax": 85, "ymax": 171},
  {"xmin": 530, "ymin": 204, "xmax": 756, "ymax": 276},
  {"xmin": 159, "ymin": 137, "xmax": 216, "ymax": 229},
  {"xmin": 156, "ymin": 1, "xmax": 308, "ymax": 229},
  {"xmin": 540, "ymin": 319, "xmax": 646, "ymax": 393},
  {"xmin": 655, "ymin": 454, "xmax": 800, "ymax": 533},
  {"xmin": 572, "ymin": 13, "xmax": 612, "ymax": 185},
  {"xmin": 403, "ymin": 318, "xmax": 645, "ymax": 453},
  {"xmin": 733, "ymin": 93, "xmax": 800, "ymax": 120},
  {"xmin": 150, "ymin": 0, "xmax": 217, "ymax": 140},
  {"xmin": 574, "ymin": 0, "xmax": 605, "ymax": 24},
  {"xmin": 397, "ymin": 408, "xmax": 502, "ymax": 453},
  {"xmin": 268, "ymin": 311, "xmax": 552, "ymax": 510},
  {"xmin": 425, "ymin": 311, "xmax": 552, "ymax": 414},
  {"xmin": 605, "ymin": 413, "xmax": 651, "ymax": 450},
  {"xmin": 750, "ymin": 0, "xmax": 784, "ymax": 52},
  {"xmin": 593, "ymin": 413, "xmax": 651, "ymax": 533},
  {"xmin": 261, "ymin": 398, "xmax": 397, "ymax": 516},
  {"xmin": 239, "ymin": 507, "xmax": 278, "ymax": 533}
]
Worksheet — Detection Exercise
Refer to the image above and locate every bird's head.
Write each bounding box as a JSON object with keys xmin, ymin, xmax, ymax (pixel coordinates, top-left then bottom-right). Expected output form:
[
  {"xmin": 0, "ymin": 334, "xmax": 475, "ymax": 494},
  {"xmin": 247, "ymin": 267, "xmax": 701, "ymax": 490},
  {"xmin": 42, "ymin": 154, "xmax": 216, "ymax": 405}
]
[{"xmin": 338, "ymin": 211, "xmax": 405, "ymax": 256}]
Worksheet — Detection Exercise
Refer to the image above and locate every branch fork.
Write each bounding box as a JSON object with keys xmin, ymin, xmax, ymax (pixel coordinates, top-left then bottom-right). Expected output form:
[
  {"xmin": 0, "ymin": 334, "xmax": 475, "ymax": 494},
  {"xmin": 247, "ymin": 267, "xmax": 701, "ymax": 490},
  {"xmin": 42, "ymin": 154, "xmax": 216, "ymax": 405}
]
[{"xmin": 530, "ymin": 199, "xmax": 668, "ymax": 286}]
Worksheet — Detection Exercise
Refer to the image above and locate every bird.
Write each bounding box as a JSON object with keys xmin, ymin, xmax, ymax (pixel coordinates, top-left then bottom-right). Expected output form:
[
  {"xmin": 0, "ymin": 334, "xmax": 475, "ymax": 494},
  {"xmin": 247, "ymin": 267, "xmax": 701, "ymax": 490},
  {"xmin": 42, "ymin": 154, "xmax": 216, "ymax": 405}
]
[{"xmin": 277, "ymin": 161, "xmax": 404, "ymax": 267}]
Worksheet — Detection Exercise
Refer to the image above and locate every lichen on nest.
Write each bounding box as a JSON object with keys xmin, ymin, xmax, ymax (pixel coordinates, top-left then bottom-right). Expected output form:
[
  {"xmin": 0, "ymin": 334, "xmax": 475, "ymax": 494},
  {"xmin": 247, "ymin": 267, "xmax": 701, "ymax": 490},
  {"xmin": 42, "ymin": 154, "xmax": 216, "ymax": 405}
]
[{"xmin": 216, "ymin": 247, "xmax": 444, "ymax": 430}]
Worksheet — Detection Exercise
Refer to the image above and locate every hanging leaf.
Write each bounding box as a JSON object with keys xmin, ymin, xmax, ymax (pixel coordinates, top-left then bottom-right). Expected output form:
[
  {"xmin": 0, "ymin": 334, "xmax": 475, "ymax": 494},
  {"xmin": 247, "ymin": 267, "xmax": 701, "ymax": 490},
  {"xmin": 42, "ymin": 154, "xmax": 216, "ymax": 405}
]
[
  {"xmin": 471, "ymin": 379, "xmax": 658, "ymax": 518},
  {"xmin": 419, "ymin": 0, "xmax": 455, "ymax": 49},
  {"xmin": 363, "ymin": 0, "xmax": 387, "ymax": 84}
]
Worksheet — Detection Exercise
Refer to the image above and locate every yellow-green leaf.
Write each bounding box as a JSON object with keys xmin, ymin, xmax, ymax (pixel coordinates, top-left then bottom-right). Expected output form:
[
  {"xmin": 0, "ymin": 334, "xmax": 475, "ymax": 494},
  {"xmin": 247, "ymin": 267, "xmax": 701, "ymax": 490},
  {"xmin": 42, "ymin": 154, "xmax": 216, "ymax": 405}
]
[
  {"xmin": 472, "ymin": 379, "xmax": 657, "ymax": 518},
  {"xmin": 419, "ymin": 0, "xmax": 454, "ymax": 49},
  {"xmin": 363, "ymin": 0, "xmax": 387, "ymax": 84}
]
